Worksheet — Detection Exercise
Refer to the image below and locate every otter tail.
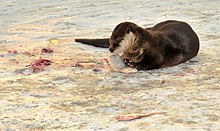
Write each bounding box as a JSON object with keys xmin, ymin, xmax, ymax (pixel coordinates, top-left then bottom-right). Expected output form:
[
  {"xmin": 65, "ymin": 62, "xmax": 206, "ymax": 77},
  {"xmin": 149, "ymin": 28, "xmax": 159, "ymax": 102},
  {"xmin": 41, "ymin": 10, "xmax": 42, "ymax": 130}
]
[{"xmin": 75, "ymin": 38, "xmax": 109, "ymax": 48}]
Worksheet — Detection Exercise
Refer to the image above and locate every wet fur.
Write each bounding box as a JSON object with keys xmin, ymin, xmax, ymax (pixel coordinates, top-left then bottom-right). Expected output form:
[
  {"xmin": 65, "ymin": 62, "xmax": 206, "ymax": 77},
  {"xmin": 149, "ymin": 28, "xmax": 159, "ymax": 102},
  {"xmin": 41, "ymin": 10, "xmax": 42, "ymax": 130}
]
[{"xmin": 75, "ymin": 20, "xmax": 199, "ymax": 70}]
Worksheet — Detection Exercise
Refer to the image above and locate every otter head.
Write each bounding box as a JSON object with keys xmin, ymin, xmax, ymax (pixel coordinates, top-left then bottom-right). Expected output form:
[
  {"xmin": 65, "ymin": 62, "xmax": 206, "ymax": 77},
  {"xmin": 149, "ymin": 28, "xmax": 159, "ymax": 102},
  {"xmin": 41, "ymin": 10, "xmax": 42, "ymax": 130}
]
[
  {"xmin": 109, "ymin": 22, "xmax": 137, "ymax": 54},
  {"xmin": 109, "ymin": 22, "xmax": 155, "ymax": 65}
]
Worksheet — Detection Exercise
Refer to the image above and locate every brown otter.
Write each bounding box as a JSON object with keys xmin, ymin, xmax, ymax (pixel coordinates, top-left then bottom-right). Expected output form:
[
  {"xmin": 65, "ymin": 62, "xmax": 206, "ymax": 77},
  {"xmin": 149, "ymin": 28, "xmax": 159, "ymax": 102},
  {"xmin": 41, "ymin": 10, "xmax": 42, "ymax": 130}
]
[{"xmin": 75, "ymin": 20, "xmax": 199, "ymax": 70}]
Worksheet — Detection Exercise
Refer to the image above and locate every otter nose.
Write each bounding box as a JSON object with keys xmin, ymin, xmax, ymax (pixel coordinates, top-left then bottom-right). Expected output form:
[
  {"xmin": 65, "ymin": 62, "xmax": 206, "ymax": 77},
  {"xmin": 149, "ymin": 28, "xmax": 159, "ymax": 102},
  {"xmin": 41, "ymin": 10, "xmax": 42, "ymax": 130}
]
[{"xmin": 109, "ymin": 47, "xmax": 114, "ymax": 52}]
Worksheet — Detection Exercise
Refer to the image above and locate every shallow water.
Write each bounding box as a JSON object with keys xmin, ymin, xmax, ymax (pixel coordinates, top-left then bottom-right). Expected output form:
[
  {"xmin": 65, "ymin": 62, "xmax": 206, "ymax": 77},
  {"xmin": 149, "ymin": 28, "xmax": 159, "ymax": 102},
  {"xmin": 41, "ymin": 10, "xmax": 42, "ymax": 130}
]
[{"xmin": 0, "ymin": 0, "xmax": 220, "ymax": 130}]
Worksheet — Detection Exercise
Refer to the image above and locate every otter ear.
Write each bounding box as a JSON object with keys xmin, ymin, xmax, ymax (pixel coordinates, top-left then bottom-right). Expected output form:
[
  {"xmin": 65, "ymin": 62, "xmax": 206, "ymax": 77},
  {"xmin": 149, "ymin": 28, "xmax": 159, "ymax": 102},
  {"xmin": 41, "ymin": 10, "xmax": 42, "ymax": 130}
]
[{"xmin": 126, "ymin": 28, "xmax": 131, "ymax": 34}]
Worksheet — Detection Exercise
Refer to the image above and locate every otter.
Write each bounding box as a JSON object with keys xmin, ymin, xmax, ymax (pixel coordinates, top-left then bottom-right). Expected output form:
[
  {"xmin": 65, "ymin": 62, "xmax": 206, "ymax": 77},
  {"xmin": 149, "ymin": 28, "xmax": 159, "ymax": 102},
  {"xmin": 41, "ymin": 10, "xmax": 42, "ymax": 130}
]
[{"xmin": 75, "ymin": 20, "xmax": 199, "ymax": 70}]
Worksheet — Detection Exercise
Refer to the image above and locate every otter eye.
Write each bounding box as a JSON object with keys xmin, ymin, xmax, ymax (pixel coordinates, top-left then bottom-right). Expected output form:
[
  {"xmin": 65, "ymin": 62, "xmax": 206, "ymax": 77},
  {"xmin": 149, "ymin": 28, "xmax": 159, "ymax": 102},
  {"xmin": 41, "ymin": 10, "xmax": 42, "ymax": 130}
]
[{"xmin": 127, "ymin": 28, "xmax": 131, "ymax": 34}]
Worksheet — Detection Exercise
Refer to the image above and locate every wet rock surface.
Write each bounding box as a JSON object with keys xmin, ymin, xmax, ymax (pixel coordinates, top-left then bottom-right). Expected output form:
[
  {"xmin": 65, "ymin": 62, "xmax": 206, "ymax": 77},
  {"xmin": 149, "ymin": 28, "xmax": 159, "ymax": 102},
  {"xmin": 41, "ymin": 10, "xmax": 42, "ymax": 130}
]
[{"xmin": 0, "ymin": 0, "xmax": 220, "ymax": 130}]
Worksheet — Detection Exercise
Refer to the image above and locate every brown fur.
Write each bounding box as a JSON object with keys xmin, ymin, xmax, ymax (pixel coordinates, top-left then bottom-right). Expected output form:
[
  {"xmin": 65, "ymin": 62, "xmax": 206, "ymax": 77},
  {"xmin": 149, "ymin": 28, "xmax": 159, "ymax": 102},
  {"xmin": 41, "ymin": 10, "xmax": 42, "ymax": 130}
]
[
  {"xmin": 76, "ymin": 20, "xmax": 199, "ymax": 70},
  {"xmin": 109, "ymin": 20, "xmax": 199, "ymax": 70}
]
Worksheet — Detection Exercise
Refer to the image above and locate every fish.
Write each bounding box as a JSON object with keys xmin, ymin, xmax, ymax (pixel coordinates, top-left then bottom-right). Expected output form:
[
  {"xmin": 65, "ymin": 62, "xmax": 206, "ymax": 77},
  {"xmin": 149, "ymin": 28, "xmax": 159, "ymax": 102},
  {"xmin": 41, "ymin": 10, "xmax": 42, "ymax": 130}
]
[
  {"xmin": 107, "ymin": 53, "xmax": 138, "ymax": 73},
  {"xmin": 108, "ymin": 53, "xmax": 127, "ymax": 71}
]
